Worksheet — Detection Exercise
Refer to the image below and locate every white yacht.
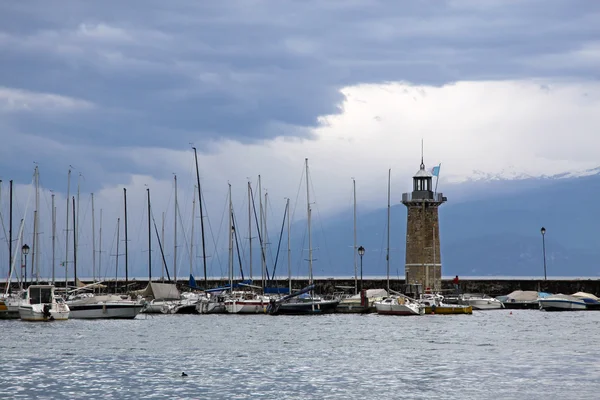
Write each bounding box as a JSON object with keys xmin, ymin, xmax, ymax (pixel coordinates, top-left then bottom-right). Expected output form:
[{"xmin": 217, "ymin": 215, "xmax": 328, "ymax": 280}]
[
  {"xmin": 374, "ymin": 295, "xmax": 424, "ymax": 316},
  {"xmin": 19, "ymin": 285, "xmax": 70, "ymax": 321},
  {"xmin": 461, "ymin": 293, "xmax": 505, "ymax": 310},
  {"xmin": 67, "ymin": 293, "xmax": 145, "ymax": 319}
]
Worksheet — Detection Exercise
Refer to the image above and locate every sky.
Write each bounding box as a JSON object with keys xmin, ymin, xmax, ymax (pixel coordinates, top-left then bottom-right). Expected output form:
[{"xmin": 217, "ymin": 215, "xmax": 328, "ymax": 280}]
[{"xmin": 1, "ymin": 0, "xmax": 599, "ymax": 280}]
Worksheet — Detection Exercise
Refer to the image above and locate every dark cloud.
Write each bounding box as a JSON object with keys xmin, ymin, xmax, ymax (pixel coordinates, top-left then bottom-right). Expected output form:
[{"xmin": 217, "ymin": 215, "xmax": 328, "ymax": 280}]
[{"xmin": 0, "ymin": 0, "xmax": 599, "ymax": 185}]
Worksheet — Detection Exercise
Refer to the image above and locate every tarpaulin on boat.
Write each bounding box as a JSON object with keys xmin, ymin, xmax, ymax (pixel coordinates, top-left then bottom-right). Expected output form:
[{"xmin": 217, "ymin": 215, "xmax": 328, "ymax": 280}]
[{"xmin": 132, "ymin": 282, "xmax": 180, "ymax": 300}]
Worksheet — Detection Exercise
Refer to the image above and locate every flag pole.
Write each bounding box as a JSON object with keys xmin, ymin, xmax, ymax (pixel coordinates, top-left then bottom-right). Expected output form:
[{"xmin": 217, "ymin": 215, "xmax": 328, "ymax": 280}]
[{"xmin": 434, "ymin": 163, "xmax": 441, "ymax": 194}]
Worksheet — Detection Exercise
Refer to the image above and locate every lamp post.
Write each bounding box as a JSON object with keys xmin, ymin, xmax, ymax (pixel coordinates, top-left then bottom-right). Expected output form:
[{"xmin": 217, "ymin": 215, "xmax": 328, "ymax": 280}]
[
  {"xmin": 22, "ymin": 244, "xmax": 30, "ymax": 286},
  {"xmin": 357, "ymin": 246, "xmax": 365, "ymax": 292},
  {"xmin": 540, "ymin": 227, "xmax": 547, "ymax": 281}
]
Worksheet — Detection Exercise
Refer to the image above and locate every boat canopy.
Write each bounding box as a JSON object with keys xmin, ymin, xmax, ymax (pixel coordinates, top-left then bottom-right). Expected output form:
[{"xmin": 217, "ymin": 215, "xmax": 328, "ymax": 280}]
[
  {"xmin": 504, "ymin": 290, "xmax": 540, "ymax": 302},
  {"xmin": 572, "ymin": 292, "xmax": 599, "ymax": 301},
  {"xmin": 133, "ymin": 282, "xmax": 180, "ymax": 300}
]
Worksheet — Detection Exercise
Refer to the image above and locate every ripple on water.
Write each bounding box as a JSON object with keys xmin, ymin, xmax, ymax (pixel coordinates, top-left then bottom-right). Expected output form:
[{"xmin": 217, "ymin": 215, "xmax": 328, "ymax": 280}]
[{"xmin": 1, "ymin": 311, "xmax": 600, "ymax": 399}]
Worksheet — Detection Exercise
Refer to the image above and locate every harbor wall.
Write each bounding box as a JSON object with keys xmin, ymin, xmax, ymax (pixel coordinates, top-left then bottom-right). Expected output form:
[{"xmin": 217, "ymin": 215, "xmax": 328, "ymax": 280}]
[{"xmin": 6, "ymin": 278, "xmax": 600, "ymax": 297}]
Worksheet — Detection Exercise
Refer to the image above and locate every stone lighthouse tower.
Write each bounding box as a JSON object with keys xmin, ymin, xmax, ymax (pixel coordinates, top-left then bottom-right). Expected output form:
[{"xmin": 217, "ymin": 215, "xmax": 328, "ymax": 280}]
[{"xmin": 402, "ymin": 156, "xmax": 447, "ymax": 291}]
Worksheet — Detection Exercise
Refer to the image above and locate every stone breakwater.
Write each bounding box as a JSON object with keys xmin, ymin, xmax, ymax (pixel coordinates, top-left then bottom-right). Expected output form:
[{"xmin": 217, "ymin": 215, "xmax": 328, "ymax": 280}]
[{"xmin": 7, "ymin": 278, "xmax": 600, "ymax": 297}]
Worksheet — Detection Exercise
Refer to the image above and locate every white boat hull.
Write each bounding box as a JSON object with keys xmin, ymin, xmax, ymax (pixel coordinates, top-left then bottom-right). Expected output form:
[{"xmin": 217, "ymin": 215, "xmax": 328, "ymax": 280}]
[
  {"xmin": 19, "ymin": 304, "xmax": 70, "ymax": 321},
  {"xmin": 225, "ymin": 300, "xmax": 269, "ymax": 314},
  {"xmin": 69, "ymin": 303, "xmax": 144, "ymax": 319},
  {"xmin": 142, "ymin": 300, "xmax": 179, "ymax": 314},
  {"xmin": 539, "ymin": 299, "xmax": 587, "ymax": 311},
  {"xmin": 375, "ymin": 299, "xmax": 424, "ymax": 316},
  {"xmin": 196, "ymin": 300, "xmax": 226, "ymax": 314},
  {"xmin": 466, "ymin": 299, "xmax": 505, "ymax": 310}
]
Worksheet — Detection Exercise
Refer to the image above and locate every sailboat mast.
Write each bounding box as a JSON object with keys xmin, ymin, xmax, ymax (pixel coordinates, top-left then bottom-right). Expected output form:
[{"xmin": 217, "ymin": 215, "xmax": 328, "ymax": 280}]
[
  {"xmin": 72, "ymin": 196, "xmax": 77, "ymax": 285},
  {"xmin": 305, "ymin": 159, "xmax": 313, "ymax": 285},
  {"xmin": 8, "ymin": 180, "xmax": 13, "ymax": 281},
  {"xmin": 147, "ymin": 188, "xmax": 151, "ymax": 282},
  {"xmin": 353, "ymin": 178, "xmax": 357, "ymax": 295},
  {"xmin": 228, "ymin": 183, "xmax": 233, "ymax": 291},
  {"xmin": 52, "ymin": 193, "xmax": 56, "ymax": 285},
  {"xmin": 161, "ymin": 212, "xmax": 165, "ymax": 282},
  {"xmin": 91, "ymin": 193, "xmax": 96, "ymax": 283},
  {"xmin": 173, "ymin": 174, "xmax": 178, "ymax": 284},
  {"xmin": 192, "ymin": 147, "xmax": 208, "ymax": 288},
  {"xmin": 65, "ymin": 168, "xmax": 71, "ymax": 292},
  {"xmin": 190, "ymin": 187, "xmax": 196, "ymax": 278},
  {"xmin": 4, "ymin": 172, "xmax": 34, "ymax": 295},
  {"xmin": 248, "ymin": 181, "xmax": 253, "ymax": 280},
  {"xmin": 31, "ymin": 210, "xmax": 36, "ymax": 285},
  {"xmin": 115, "ymin": 217, "xmax": 120, "ymax": 292},
  {"xmin": 19, "ymin": 218, "xmax": 24, "ymax": 287},
  {"xmin": 386, "ymin": 169, "xmax": 391, "ymax": 293},
  {"xmin": 264, "ymin": 191, "xmax": 269, "ymax": 284},
  {"xmin": 33, "ymin": 166, "xmax": 39, "ymax": 283},
  {"xmin": 258, "ymin": 175, "xmax": 264, "ymax": 287},
  {"xmin": 76, "ymin": 173, "xmax": 81, "ymax": 276},
  {"xmin": 286, "ymin": 198, "xmax": 291, "ymax": 294},
  {"xmin": 123, "ymin": 188, "xmax": 129, "ymax": 288},
  {"xmin": 99, "ymin": 209, "xmax": 103, "ymax": 280}
]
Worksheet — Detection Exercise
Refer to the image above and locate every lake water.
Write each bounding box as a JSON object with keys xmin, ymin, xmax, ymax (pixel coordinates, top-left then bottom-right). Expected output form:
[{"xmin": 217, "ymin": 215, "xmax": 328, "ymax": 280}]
[{"xmin": 1, "ymin": 310, "xmax": 599, "ymax": 399}]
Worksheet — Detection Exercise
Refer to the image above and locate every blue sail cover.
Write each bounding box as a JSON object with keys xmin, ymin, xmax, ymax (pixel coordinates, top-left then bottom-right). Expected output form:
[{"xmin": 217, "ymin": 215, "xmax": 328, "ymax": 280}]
[
  {"xmin": 205, "ymin": 279, "xmax": 254, "ymax": 293},
  {"xmin": 189, "ymin": 274, "xmax": 197, "ymax": 289}
]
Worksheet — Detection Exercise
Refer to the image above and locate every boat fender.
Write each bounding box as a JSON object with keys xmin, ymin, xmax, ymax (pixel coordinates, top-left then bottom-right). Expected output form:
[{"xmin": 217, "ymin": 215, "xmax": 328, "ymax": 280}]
[{"xmin": 431, "ymin": 304, "xmax": 437, "ymax": 313}]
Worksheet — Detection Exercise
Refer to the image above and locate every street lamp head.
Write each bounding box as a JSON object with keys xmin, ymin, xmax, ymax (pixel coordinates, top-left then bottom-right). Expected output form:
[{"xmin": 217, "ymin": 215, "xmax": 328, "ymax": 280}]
[
  {"xmin": 541, "ymin": 227, "xmax": 546, "ymax": 235},
  {"xmin": 22, "ymin": 244, "xmax": 30, "ymax": 255},
  {"xmin": 357, "ymin": 246, "xmax": 365, "ymax": 256}
]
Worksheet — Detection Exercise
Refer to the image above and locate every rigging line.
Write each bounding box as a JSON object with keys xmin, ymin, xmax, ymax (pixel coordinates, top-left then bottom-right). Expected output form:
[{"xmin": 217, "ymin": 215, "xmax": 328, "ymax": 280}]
[
  {"xmin": 308, "ymin": 167, "xmax": 335, "ymax": 275},
  {"xmin": 231, "ymin": 208, "xmax": 244, "ymax": 281},
  {"xmin": 175, "ymin": 200, "xmax": 190, "ymax": 279},
  {"xmin": 208, "ymin": 188, "xmax": 228, "ymax": 279},
  {"xmin": 151, "ymin": 209, "xmax": 172, "ymax": 282},
  {"xmin": 269, "ymin": 201, "xmax": 287, "ymax": 281},
  {"xmin": 233, "ymin": 190, "xmax": 249, "ymax": 265},
  {"xmin": 290, "ymin": 163, "xmax": 305, "ymax": 224},
  {"xmin": 265, "ymin": 197, "xmax": 279, "ymax": 269},
  {"xmin": 103, "ymin": 217, "xmax": 119, "ymax": 281},
  {"xmin": 249, "ymin": 185, "xmax": 270, "ymax": 282}
]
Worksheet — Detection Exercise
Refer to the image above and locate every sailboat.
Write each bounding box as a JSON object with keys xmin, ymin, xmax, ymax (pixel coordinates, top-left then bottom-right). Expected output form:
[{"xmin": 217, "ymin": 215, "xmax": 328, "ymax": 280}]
[
  {"xmin": 67, "ymin": 191, "xmax": 144, "ymax": 319},
  {"xmin": 1, "ymin": 174, "xmax": 35, "ymax": 319},
  {"xmin": 267, "ymin": 159, "xmax": 339, "ymax": 315}
]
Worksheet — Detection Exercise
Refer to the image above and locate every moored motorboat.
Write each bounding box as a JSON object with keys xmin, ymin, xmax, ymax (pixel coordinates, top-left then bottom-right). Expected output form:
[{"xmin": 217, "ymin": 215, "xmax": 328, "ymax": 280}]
[
  {"xmin": 420, "ymin": 293, "xmax": 472, "ymax": 315},
  {"xmin": 460, "ymin": 293, "xmax": 504, "ymax": 310},
  {"xmin": 67, "ymin": 293, "xmax": 144, "ymax": 319},
  {"xmin": 539, "ymin": 294, "xmax": 587, "ymax": 311},
  {"xmin": 572, "ymin": 292, "xmax": 600, "ymax": 310},
  {"xmin": 497, "ymin": 290, "xmax": 547, "ymax": 309},
  {"xmin": 19, "ymin": 285, "xmax": 70, "ymax": 321},
  {"xmin": 374, "ymin": 295, "xmax": 424, "ymax": 316},
  {"xmin": 268, "ymin": 297, "xmax": 339, "ymax": 315}
]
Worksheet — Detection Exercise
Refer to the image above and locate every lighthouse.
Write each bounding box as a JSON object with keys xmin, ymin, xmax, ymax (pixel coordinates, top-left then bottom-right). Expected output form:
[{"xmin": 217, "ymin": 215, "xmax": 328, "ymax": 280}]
[{"xmin": 402, "ymin": 156, "xmax": 447, "ymax": 292}]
